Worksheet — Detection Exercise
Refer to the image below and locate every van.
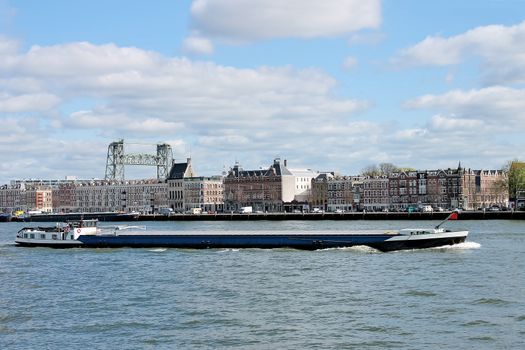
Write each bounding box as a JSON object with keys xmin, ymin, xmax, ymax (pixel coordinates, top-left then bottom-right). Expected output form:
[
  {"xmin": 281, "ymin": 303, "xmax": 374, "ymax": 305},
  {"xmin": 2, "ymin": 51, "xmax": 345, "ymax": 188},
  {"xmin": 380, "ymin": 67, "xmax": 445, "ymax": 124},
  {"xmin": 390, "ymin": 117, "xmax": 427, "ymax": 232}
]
[
  {"xmin": 240, "ymin": 206, "xmax": 253, "ymax": 214},
  {"xmin": 190, "ymin": 208, "xmax": 202, "ymax": 215},
  {"xmin": 159, "ymin": 207, "xmax": 174, "ymax": 216}
]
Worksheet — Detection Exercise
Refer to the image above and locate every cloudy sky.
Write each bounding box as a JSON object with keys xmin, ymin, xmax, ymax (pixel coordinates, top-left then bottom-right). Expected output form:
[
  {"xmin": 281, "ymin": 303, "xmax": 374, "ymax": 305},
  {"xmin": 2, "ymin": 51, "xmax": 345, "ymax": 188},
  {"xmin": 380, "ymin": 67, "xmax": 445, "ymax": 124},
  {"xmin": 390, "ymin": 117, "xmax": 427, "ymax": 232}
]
[{"xmin": 1, "ymin": 0, "xmax": 524, "ymax": 183}]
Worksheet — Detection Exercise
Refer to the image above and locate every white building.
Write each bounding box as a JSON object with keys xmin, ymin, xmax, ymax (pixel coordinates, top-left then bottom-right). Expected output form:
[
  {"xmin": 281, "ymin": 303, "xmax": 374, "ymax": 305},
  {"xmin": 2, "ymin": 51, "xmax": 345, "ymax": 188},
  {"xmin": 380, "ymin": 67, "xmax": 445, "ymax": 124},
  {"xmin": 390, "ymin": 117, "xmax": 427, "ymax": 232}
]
[{"xmin": 289, "ymin": 168, "xmax": 319, "ymax": 203}]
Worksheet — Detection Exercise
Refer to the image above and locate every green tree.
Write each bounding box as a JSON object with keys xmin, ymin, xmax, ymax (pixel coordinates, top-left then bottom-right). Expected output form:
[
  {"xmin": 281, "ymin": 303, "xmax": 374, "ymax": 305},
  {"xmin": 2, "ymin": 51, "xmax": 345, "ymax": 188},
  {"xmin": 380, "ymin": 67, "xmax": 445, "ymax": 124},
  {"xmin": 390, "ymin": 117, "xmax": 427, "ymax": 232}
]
[{"xmin": 498, "ymin": 160, "xmax": 525, "ymax": 200}]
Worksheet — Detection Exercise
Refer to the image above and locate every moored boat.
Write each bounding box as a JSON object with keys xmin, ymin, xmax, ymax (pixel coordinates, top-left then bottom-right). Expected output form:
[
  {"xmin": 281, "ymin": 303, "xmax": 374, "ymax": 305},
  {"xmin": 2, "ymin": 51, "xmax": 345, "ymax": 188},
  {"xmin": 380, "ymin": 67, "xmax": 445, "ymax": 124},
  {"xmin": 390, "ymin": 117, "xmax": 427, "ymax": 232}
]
[{"xmin": 15, "ymin": 212, "xmax": 467, "ymax": 252}]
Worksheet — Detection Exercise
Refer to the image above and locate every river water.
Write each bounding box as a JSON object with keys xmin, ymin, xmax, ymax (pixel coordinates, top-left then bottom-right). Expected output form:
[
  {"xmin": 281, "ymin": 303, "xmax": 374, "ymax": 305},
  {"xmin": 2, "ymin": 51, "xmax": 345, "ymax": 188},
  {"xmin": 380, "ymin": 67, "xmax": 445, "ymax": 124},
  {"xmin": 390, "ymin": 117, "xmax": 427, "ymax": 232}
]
[{"xmin": 0, "ymin": 219, "xmax": 524, "ymax": 349}]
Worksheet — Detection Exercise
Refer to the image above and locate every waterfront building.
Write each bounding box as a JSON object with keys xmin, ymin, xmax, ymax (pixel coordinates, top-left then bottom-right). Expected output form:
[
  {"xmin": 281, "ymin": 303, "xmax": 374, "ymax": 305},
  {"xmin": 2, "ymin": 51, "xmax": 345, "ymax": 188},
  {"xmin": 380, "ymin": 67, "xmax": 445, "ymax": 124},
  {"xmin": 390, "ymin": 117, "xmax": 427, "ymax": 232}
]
[
  {"xmin": 326, "ymin": 175, "xmax": 364, "ymax": 212},
  {"xmin": 0, "ymin": 179, "xmax": 168, "ymax": 213},
  {"xmin": 389, "ymin": 168, "xmax": 461, "ymax": 210},
  {"xmin": 166, "ymin": 158, "xmax": 196, "ymax": 212},
  {"xmin": 289, "ymin": 168, "xmax": 318, "ymax": 202},
  {"xmin": 459, "ymin": 168, "xmax": 508, "ymax": 210},
  {"xmin": 0, "ymin": 183, "xmax": 53, "ymax": 213},
  {"xmin": 387, "ymin": 165, "xmax": 506, "ymax": 210},
  {"xmin": 362, "ymin": 176, "xmax": 389, "ymax": 211},
  {"xmin": 223, "ymin": 158, "xmax": 295, "ymax": 212},
  {"xmin": 34, "ymin": 188, "xmax": 53, "ymax": 213},
  {"xmin": 0, "ymin": 184, "xmax": 24, "ymax": 212},
  {"xmin": 310, "ymin": 173, "xmax": 334, "ymax": 211},
  {"xmin": 52, "ymin": 183, "xmax": 77, "ymax": 212},
  {"xmin": 182, "ymin": 176, "xmax": 224, "ymax": 213},
  {"xmin": 73, "ymin": 179, "xmax": 167, "ymax": 213},
  {"xmin": 0, "ymin": 161, "xmax": 509, "ymax": 214}
]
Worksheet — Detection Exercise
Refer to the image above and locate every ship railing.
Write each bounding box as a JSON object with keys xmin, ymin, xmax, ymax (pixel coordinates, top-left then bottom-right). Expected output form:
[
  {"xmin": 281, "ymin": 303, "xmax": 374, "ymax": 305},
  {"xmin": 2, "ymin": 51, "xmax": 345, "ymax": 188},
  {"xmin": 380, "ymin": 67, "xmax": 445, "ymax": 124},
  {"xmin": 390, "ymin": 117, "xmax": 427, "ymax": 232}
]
[{"xmin": 98, "ymin": 225, "xmax": 147, "ymax": 235}]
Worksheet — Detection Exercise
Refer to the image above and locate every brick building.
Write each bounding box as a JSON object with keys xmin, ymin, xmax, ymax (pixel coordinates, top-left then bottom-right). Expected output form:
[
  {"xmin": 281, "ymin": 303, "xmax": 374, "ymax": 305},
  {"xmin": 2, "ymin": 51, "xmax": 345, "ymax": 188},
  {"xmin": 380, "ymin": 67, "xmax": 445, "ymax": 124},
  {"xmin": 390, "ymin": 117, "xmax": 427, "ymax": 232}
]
[{"xmin": 224, "ymin": 158, "xmax": 295, "ymax": 212}]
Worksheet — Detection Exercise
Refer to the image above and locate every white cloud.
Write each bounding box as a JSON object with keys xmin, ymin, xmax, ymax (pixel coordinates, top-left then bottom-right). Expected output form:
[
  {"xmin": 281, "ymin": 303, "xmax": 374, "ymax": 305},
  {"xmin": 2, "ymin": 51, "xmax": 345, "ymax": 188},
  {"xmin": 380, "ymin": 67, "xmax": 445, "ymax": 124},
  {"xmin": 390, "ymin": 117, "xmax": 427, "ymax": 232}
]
[
  {"xmin": 429, "ymin": 115, "xmax": 484, "ymax": 131},
  {"xmin": 0, "ymin": 35, "xmax": 18, "ymax": 55},
  {"xmin": 183, "ymin": 34, "xmax": 214, "ymax": 55},
  {"xmin": 394, "ymin": 128, "xmax": 427, "ymax": 140},
  {"xmin": 0, "ymin": 92, "xmax": 60, "ymax": 112},
  {"xmin": 393, "ymin": 20, "xmax": 525, "ymax": 84},
  {"xmin": 0, "ymin": 35, "xmax": 521, "ymax": 183},
  {"xmin": 404, "ymin": 86, "xmax": 525, "ymax": 127},
  {"xmin": 0, "ymin": 37, "xmax": 371, "ymax": 182},
  {"xmin": 2, "ymin": 42, "xmax": 162, "ymax": 78},
  {"xmin": 342, "ymin": 56, "xmax": 358, "ymax": 70},
  {"xmin": 189, "ymin": 0, "xmax": 381, "ymax": 42}
]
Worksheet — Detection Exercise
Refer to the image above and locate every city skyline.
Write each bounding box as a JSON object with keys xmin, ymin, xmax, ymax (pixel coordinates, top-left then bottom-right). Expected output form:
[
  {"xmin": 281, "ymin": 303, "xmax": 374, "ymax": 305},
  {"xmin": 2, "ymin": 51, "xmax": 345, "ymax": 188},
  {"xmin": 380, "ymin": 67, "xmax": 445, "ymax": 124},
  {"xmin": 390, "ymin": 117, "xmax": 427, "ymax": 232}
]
[{"xmin": 1, "ymin": 1, "xmax": 524, "ymax": 184}]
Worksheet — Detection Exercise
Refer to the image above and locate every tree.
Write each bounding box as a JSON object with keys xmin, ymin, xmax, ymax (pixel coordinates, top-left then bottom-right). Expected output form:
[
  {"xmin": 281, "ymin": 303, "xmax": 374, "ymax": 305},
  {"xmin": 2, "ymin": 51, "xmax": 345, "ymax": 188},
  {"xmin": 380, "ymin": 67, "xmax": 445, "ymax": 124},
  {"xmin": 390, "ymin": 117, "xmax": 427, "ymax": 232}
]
[
  {"xmin": 397, "ymin": 167, "xmax": 416, "ymax": 172},
  {"xmin": 361, "ymin": 164, "xmax": 380, "ymax": 177},
  {"xmin": 361, "ymin": 163, "xmax": 400, "ymax": 177},
  {"xmin": 497, "ymin": 160, "xmax": 525, "ymax": 201},
  {"xmin": 378, "ymin": 163, "xmax": 399, "ymax": 176}
]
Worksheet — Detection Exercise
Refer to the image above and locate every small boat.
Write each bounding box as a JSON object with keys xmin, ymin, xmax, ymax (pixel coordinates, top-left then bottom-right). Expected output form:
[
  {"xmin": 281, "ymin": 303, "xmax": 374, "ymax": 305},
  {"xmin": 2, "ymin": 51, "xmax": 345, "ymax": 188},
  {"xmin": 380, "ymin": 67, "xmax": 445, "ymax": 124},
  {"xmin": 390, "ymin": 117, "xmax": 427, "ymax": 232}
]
[{"xmin": 15, "ymin": 212, "xmax": 467, "ymax": 252}]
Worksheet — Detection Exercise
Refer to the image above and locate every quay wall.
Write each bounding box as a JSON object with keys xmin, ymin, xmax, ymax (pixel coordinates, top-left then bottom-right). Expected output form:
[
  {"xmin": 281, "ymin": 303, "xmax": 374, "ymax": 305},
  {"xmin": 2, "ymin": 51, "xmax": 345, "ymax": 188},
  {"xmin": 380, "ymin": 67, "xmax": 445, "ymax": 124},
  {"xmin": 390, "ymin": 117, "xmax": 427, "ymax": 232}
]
[{"xmin": 21, "ymin": 211, "xmax": 525, "ymax": 222}]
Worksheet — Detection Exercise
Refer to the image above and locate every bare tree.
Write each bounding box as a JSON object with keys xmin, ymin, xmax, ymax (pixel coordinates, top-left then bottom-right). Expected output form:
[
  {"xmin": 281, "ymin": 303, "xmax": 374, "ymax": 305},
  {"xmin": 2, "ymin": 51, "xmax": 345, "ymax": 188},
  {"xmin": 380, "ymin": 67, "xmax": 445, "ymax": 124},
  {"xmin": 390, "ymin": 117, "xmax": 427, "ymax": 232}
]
[
  {"xmin": 362, "ymin": 163, "xmax": 400, "ymax": 177},
  {"xmin": 361, "ymin": 164, "xmax": 380, "ymax": 177},
  {"xmin": 378, "ymin": 163, "xmax": 399, "ymax": 176}
]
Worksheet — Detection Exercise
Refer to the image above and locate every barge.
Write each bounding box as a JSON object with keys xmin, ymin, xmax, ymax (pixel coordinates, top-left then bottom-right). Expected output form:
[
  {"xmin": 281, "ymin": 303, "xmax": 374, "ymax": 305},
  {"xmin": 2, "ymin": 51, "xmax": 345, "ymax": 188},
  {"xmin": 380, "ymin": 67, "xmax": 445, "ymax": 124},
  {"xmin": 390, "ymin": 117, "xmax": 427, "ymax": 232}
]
[{"xmin": 15, "ymin": 213, "xmax": 468, "ymax": 252}]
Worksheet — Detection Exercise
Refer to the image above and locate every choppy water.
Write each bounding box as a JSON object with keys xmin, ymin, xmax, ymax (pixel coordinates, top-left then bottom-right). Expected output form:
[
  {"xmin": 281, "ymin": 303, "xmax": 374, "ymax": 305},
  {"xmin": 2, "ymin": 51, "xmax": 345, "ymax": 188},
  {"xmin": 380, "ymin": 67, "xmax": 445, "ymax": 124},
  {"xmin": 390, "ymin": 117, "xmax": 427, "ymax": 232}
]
[{"xmin": 1, "ymin": 219, "xmax": 524, "ymax": 349}]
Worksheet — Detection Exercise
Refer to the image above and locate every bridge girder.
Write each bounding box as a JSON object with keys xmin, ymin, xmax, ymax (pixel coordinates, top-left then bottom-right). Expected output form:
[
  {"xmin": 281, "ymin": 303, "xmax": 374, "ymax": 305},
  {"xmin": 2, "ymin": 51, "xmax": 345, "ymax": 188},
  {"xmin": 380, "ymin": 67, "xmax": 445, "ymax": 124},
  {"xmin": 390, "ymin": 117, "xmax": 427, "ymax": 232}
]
[{"xmin": 104, "ymin": 140, "xmax": 173, "ymax": 181}]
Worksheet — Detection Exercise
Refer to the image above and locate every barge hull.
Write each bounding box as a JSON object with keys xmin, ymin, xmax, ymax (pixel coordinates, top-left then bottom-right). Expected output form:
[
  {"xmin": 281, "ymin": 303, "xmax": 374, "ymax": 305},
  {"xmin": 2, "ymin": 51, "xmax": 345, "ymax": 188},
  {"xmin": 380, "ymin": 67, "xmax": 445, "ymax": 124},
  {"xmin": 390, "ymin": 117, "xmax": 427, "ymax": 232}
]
[{"xmin": 74, "ymin": 231, "xmax": 468, "ymax": 251}]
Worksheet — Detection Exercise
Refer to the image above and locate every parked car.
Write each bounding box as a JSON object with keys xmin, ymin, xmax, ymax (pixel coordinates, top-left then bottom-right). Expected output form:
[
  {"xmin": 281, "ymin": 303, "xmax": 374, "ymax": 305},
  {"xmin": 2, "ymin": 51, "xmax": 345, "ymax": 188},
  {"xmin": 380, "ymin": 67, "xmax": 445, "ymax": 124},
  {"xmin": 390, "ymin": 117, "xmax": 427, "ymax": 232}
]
[{"xmin": 421, "ymin": 205, "xmax": 433, "ymax": 213}]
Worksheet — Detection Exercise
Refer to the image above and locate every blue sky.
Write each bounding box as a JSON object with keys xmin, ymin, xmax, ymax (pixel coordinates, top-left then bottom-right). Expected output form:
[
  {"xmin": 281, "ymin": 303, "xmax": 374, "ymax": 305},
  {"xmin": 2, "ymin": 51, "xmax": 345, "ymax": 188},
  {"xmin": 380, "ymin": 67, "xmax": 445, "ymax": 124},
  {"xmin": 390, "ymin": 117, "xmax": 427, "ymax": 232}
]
[{"xmin": 1, "ymin": 0, "xmax": 524, "ymax": 182}]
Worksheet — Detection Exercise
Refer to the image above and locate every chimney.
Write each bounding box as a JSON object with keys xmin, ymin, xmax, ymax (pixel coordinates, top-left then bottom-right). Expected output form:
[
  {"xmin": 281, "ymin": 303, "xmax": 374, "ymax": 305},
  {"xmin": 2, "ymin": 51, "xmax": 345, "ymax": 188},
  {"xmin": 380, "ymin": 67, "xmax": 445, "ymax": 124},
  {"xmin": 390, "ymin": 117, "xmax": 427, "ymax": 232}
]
[
  {"xmin": 187, "ymin": 157, "xmax": 191, "ymax": 164},
  {"xmin": 284, "ymin": 159, "xmax": 287, "ymax": 167}
]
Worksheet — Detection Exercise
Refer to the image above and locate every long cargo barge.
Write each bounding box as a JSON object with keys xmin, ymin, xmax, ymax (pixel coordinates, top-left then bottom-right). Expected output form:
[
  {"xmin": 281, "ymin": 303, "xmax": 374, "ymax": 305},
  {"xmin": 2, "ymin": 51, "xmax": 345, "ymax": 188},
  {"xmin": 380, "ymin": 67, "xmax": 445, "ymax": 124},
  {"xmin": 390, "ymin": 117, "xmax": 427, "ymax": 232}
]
[{"xmin": 15, "ymin": 213, "xmax": 468, "ymax": 252}]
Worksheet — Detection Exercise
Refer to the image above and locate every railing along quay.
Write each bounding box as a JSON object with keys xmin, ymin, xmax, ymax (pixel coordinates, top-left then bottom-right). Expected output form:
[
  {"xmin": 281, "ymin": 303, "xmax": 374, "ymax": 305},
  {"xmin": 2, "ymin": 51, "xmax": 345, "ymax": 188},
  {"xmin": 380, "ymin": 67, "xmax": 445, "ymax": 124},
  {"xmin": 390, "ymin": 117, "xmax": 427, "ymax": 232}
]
[
  {"xmin": 137, "ymin": 211, "xmax": 525, "ymax": 221},
  {"xmin": 15, "ymin": 210, "xmax": 525, "ymax": 222}
]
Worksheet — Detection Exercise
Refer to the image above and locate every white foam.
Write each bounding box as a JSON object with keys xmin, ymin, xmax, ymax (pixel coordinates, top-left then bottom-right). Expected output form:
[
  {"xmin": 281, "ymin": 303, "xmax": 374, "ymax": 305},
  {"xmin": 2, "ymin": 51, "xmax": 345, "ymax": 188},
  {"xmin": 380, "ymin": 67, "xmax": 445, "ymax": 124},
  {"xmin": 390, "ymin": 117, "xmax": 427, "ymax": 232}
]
[
  {"xmin": 148, "ymin": 248, "xmax": 167, "ymax": 252},
  {"xmin": 217, "ymin": 248, "xmax": 240, "ymax": 253},
  {"xmin": 316, "ymin": 245, "xmax": 380, "ymax": 253},
  {"xmin": 430, "ymin": 241, "xmax": 481, "ymax": 250}
]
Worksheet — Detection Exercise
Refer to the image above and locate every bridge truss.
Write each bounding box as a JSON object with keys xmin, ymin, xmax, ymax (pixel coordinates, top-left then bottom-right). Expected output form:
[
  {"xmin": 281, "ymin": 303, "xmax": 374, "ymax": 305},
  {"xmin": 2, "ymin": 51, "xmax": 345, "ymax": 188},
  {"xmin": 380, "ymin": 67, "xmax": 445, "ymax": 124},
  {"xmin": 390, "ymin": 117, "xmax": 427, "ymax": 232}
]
[{"xmin": 104, "ymin": 139, "xmax": 173, "ymax": 181}]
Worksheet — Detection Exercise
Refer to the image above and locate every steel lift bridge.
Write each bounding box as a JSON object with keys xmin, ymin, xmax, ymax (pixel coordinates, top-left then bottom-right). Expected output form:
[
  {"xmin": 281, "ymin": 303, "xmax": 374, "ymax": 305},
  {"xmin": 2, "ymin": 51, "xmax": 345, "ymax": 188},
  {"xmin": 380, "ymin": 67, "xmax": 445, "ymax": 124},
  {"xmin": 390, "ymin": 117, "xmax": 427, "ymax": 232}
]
[{"xmin": 104, "ymin": 139, "xmax": 173, "ymax": 181}]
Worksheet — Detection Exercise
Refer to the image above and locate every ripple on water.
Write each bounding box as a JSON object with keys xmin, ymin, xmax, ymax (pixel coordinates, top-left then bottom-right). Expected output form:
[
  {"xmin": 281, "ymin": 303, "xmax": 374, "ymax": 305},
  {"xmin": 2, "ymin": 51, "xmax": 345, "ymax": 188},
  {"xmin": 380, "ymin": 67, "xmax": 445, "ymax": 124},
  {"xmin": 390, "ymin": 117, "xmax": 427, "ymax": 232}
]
[
  {"xmin": 403, "ymin": 290, "xmax": 438, "ymax": 297},
  {"xmin": 467, "ymin": 335, "xmax": 495, "ymax": 342},
  {"xmin": 1, "ymin": 220, "xmax": 524, "ymax": 350},
  {"xmin": 473, "ymin": 298, "xmax": 511, "ymax": 306},
  {"xmin": 462, "ymin": 319, "xmax": 494, "ymax": 327}
]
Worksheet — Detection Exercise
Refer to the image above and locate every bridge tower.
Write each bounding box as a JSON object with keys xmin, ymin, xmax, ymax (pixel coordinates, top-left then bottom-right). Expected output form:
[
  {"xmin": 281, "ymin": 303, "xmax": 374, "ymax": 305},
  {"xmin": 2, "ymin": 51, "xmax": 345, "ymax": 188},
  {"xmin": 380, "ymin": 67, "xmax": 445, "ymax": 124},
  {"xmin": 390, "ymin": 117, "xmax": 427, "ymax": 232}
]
[{"xmin": 104, "ymin": 139, "xmax": 174, "ymax": 181}]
